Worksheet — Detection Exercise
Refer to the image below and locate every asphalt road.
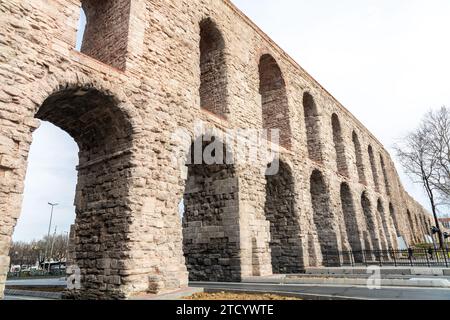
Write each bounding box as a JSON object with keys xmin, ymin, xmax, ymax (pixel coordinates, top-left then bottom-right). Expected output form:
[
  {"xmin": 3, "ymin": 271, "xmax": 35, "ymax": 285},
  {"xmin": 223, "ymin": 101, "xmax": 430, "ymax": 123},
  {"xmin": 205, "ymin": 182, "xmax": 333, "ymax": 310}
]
[
  {"xmin": 3, "ymin": 295, "xmax": 52, "ymax": 300},
  {"xmin": 4, "ymin": 278, "xmax": 450, "ymax": 300},
  {"xmin": 191, "ymin": 282, "xmax": 450, "ymax": 300},
  {"xmin": 6, "ymin": 278, "xmax": 66, "ymax": 287}
]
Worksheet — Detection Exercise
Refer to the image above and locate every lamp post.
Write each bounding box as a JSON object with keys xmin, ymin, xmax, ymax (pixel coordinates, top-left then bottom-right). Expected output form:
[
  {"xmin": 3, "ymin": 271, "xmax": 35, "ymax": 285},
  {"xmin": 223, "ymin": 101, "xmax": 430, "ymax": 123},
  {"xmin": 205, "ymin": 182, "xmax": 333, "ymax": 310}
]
[
  {"xmin": 48, "ymin": 225, "xmax": 57, "ymax": 273},
  {"xmin": 44, "ymin": 202, "xmax": 58, "ymax": 274}
]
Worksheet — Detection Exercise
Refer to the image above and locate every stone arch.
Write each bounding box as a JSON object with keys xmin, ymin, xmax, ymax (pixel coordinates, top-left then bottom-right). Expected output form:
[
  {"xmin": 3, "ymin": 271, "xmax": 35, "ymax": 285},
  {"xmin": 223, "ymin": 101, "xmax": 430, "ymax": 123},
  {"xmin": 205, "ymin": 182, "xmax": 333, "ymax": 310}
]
[
  {"xmin": 182, "ymin": 135, "xmax": 241, "ymax": 282},
  {"xmin": 379, "ymin": 154, "xmax": 391, "ymax": 196},
  {"xmin": 377, "ymin": 199, "xmax": 391, "ymax": 250},
  {"xmin": 264, "ymin": 160, "xmax": 303, "ymax": 273},
  {"xmin": 303, "ymin": 93, "xmax": 323, "ymax": 162},
  {"xmin": 413, "ymin": 213, "xmax": 423, "ymax": 242},
  {"xmin": 199, "ymin": 18, "xmax": 229, "ymax": 118},
  {"xmin": 331, "ymin": 114, "xmax": 348, "ymax": 176},
  {"xmin": 9, "ymin": 82, "xmax": 138, "ymax": 299},
  {"xmin": 310, "ymin": 170, "xmax": 338, "ymax": 266},
  {"xmin": 340, "ymin": 183, "xmax": 363, "ymax": 261},
  {"xmin": 352, "ymin": 131, "xmax": 366, "ymax": 184},
  {"xmin": 79, "ymin": 0, "xmax": 132, "ymax": 70},
  {"xmin": 258, "ymin": 54, "xmax": 292, "ymax": 149},
  {"xmin": 389, "ymin": 203, "xmax": 400, "ymax": 237},
  {"xmin": 368, "ymin": 145, "xmax": 380, "ymax": 192},
  {"xmin": 361, "ymin": 192, "xmax": 380, "ymax": 250},
  {"xmin": 29, "ymin": 73, "xmax": 143, "ymax": 130},
  {"xmin": 406, "ymin": 209, "xmax": 417, "ymax": 244},
  {"xmin": 420, "ymin": 215, "xmax": 429, "ymax": 237}
]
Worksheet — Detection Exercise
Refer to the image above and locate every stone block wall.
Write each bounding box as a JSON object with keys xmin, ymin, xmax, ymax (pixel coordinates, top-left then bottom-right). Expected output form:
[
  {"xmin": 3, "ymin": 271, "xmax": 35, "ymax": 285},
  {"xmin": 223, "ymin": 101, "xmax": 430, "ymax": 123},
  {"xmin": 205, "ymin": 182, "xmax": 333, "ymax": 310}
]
[{"xmin": 0, "ymin": 0, "xmax": 435, "ymax": 299}]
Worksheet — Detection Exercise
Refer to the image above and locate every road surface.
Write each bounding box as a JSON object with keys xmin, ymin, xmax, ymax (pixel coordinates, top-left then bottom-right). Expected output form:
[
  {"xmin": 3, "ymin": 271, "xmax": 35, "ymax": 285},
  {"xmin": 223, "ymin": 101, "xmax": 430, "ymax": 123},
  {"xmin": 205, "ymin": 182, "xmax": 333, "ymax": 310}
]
[{"xmin": 191, "ymin": 282, "xmax": 450, "ymax": 300}]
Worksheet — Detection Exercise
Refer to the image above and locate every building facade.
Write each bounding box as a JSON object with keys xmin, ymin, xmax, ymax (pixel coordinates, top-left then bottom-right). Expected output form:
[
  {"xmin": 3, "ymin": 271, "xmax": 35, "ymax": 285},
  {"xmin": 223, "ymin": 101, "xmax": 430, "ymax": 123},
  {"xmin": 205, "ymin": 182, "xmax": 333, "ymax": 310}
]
[{"xmin": 0, "ymin": 0, "xmax": 433, "ymax": 299}]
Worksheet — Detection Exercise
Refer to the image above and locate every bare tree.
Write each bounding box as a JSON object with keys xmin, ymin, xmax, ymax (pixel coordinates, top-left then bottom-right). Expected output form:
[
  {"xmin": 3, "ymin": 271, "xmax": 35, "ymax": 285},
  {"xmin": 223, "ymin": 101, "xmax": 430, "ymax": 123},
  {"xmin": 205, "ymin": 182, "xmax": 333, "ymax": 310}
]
[
  {"xmin": 424, "ymin": 107, "xmax": 450, "ymax": 204},
  {"xmin": 9, "ymin": 234, "xmax": 69, "ymax": 268},
  {"xmin": 395, "ymin": 106, "xmax": 450, "ymax": 248}
]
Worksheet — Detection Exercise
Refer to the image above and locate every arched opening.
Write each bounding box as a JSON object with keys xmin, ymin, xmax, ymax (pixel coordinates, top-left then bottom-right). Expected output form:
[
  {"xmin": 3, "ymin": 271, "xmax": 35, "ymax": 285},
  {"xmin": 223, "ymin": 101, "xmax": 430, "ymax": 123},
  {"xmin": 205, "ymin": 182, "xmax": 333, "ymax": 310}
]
[
  {"xmin": 352, "ymin": 131, "xmax": 366, "ymax": 184},
  {"xmin": 368, "ymin": 145, "xmax": 380, "ymax": 192},
  {"xmin": 380, "ymin": 155, "xmax": 391, "ymax": 196},
  {"xmin": 420, "ymin": 215, "xmax": 429, "ymax": 237},
  {"xmin": 310, "ymin": 170, "xmax": 339, "ymax": 266},
  {"xmin": 12, "ymin": 86, "xmax": 135, "ymax": 299},
  {"xmin": 413, "ymin": 213, "xmax": 423, "ymax": 242},
  {"xmin": 377, "ymin": 200, "xmax": 392, "ymax": 250},
  {"xmin": 332, "ymin": 114, "xmax": 348, "ymax": 176},
  {"xmin": 361, "ymin": 192, "xmax": 380, "ymax": 251},
  {"xmin": 259, "ymin": 54, "xmax": 292, "ymax": 149},
  {"xmin": 9, "ymin": 122, "xmax": 77, "ymax": 283},
  {"xmin": 389, "ymin": 203, "xmax": 400, "ymax": 237},
  {"xmin": 77, "ymin": 0, "xmax": 131, "ymax": 70},
  {"xmin": 303, "ymin": 93, "xmax": 322, "ymax": 162},
  {"xmin": 406, "ymin": 209, "xmax": 416, "ymax": 244},
  {"xmin": 340, "ymin": 183, "xmax": 362, "ymax": 261},
  {"xmin": 199, "ymin": 18, "xmax": 229, "ymax": 118},
  {"xmin": 264, "ymin": 161, "xmax": 303, "ymax": 274},
  {"xmin": 182, "ymin": 136, "xmax": 240, "ymax": 282},
  {"xmin": 75, "ymin": 7, "xmax": 87, "ymax": 51}
]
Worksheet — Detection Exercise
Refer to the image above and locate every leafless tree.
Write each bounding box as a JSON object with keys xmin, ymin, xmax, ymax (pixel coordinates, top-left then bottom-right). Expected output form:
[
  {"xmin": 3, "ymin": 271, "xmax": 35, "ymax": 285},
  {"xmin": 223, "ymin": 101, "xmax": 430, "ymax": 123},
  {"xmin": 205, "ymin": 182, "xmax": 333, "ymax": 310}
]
[
  {"xmin": 424, "ymin": 107, "xmax": 450, "ymax": 204},
  {"xmin": 395, "ymin": 106, "xmax": 450, "ymax": 248},
  {"xmin": 9, "ymin": 234, "xmax": 69, "ymax": 267}
]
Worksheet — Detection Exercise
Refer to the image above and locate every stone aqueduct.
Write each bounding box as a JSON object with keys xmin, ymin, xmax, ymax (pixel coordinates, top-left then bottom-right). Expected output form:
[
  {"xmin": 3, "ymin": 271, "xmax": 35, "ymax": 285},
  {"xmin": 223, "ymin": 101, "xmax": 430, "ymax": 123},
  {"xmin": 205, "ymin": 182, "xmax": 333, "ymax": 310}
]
[{"xmin": 0, "ymin": 0, "xmax": 433, "ymax": 299}]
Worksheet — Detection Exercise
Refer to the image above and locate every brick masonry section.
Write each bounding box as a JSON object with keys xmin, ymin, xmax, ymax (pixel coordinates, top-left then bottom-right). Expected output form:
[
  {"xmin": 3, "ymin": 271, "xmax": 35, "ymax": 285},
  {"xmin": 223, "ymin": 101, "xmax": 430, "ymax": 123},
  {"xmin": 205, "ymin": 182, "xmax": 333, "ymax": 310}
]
[{"xmin": 0, "ymin": 0, "xmax": 434, "ymax": 299}]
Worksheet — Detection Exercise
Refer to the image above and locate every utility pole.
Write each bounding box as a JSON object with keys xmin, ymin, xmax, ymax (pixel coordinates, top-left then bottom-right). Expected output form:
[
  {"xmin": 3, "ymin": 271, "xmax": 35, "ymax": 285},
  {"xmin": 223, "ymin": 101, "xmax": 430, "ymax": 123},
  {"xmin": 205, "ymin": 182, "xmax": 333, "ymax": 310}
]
[
  {"xmin": 44, "ymin": 202, "xmax": 58, "ymax": 273},
  {"xmin": 48, "ymin": 225, "xmax": 57, "ymax": 273}
]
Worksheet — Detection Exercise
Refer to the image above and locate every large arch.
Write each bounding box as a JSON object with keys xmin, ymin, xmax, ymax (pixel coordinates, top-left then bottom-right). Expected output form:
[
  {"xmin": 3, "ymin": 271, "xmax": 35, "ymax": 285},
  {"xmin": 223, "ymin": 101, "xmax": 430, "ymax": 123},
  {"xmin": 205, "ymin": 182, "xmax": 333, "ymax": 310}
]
[
  {"xmin": 413, "ymin": 212, "xmax": 424, "ymax": 242},
  {"xmin": 259, "ymin": 54, "xmax": 292, "ymax": 149},
  {"xmin": 377, "ymin": 199, "xmax": 392, "ymax": 250},
  {"xmin": 199, "ymin": 18, "xmax": 229, "ymax": 118},
  {"xmin": 332, "ymin": 114, "xmax": 349, "ymax": 176},
  {"xmin": 380, "ymin": 154, "xmax": 391, "ymax": 196},
  {"xmin": 340, "ymin": 183, "xmax": 363, "ymax": 260},
  {"xmin": 389, "ymin": 202, "xmax": 400, "ymax": 237},
  {"xmin": 182, "ymin": 136, "xmax": 241, "ymax": 282},
  {"xmin": 310, "ymin": 170, "xmax": 339, "ymax": 266},
  {"xmin": 352, "ymin": 131, "xmax": 366, "ymax": 184},
  {"xmin": 406, "ymin": 209, "xmax": 417, "ymax": 244},
  {"xmin": 361, "ymin": 192, "xmax": 381, "ymax": 251},
  {"xmin": 368, "ymin": 145, "xmax": 380, "ymax": 192},
  {"xmin": 6, "ymin": 85, "xmax": 138, "ymax": 299},
  {"xmin": 264, "ymin": 161, "xmax": 303, "ymax": 273},
  {"xmin": 303, "ymin": 93, "xmax": 323, "ymax": 162}
]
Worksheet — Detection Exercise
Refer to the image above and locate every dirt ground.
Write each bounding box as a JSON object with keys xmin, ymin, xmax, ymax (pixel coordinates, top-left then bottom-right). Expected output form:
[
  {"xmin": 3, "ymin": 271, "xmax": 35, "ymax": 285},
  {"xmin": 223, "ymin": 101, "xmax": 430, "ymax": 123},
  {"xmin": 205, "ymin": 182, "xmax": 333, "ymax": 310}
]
[{"xmin": 185, "ymin": 291, "xmax": 301, "ymax": 300}]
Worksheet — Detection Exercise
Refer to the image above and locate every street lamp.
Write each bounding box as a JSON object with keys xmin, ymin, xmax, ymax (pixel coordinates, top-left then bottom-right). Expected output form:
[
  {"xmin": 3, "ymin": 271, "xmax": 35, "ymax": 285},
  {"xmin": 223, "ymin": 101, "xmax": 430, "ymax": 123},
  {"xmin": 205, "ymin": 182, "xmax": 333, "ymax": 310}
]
[{"xmin": 44, "ymin": 202, "xmax": 58, "ymax": 274}]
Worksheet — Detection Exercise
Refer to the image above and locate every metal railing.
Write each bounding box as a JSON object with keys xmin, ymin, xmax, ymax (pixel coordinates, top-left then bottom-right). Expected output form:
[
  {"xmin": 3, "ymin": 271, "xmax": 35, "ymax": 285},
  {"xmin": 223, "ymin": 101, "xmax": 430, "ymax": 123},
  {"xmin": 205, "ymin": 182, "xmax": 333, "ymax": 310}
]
[{"xmin": 323, "ymin": 248, "xmax": 450, "ymax": 268}]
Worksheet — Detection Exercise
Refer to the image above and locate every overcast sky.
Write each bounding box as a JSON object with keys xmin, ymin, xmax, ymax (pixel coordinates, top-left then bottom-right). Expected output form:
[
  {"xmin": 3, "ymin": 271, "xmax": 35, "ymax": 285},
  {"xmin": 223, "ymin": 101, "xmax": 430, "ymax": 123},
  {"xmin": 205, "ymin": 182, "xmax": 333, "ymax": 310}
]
[{"xmin": 12, "ymin": 1, "xmax": 450, "ymax": 242}]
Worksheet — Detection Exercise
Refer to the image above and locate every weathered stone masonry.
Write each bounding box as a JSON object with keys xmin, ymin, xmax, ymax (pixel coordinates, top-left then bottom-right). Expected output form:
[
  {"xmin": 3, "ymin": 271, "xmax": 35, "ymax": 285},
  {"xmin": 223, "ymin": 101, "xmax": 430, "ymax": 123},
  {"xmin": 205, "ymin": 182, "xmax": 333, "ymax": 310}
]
[{"xmin": 0, "ymin": 0, "xmax": 433, "ymax": 299}]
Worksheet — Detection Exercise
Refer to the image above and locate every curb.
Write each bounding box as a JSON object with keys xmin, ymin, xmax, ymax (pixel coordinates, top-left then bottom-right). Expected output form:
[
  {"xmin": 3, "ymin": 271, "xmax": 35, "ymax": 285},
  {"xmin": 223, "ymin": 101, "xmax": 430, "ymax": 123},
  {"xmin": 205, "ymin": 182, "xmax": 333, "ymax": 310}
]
[
  {"xmin": 304, "ymin": 267, "xmax": 450, "ymax": 276},
  {"xmin": 243, "ymin": 276, "xmax": 450, "ymax": 288}
]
